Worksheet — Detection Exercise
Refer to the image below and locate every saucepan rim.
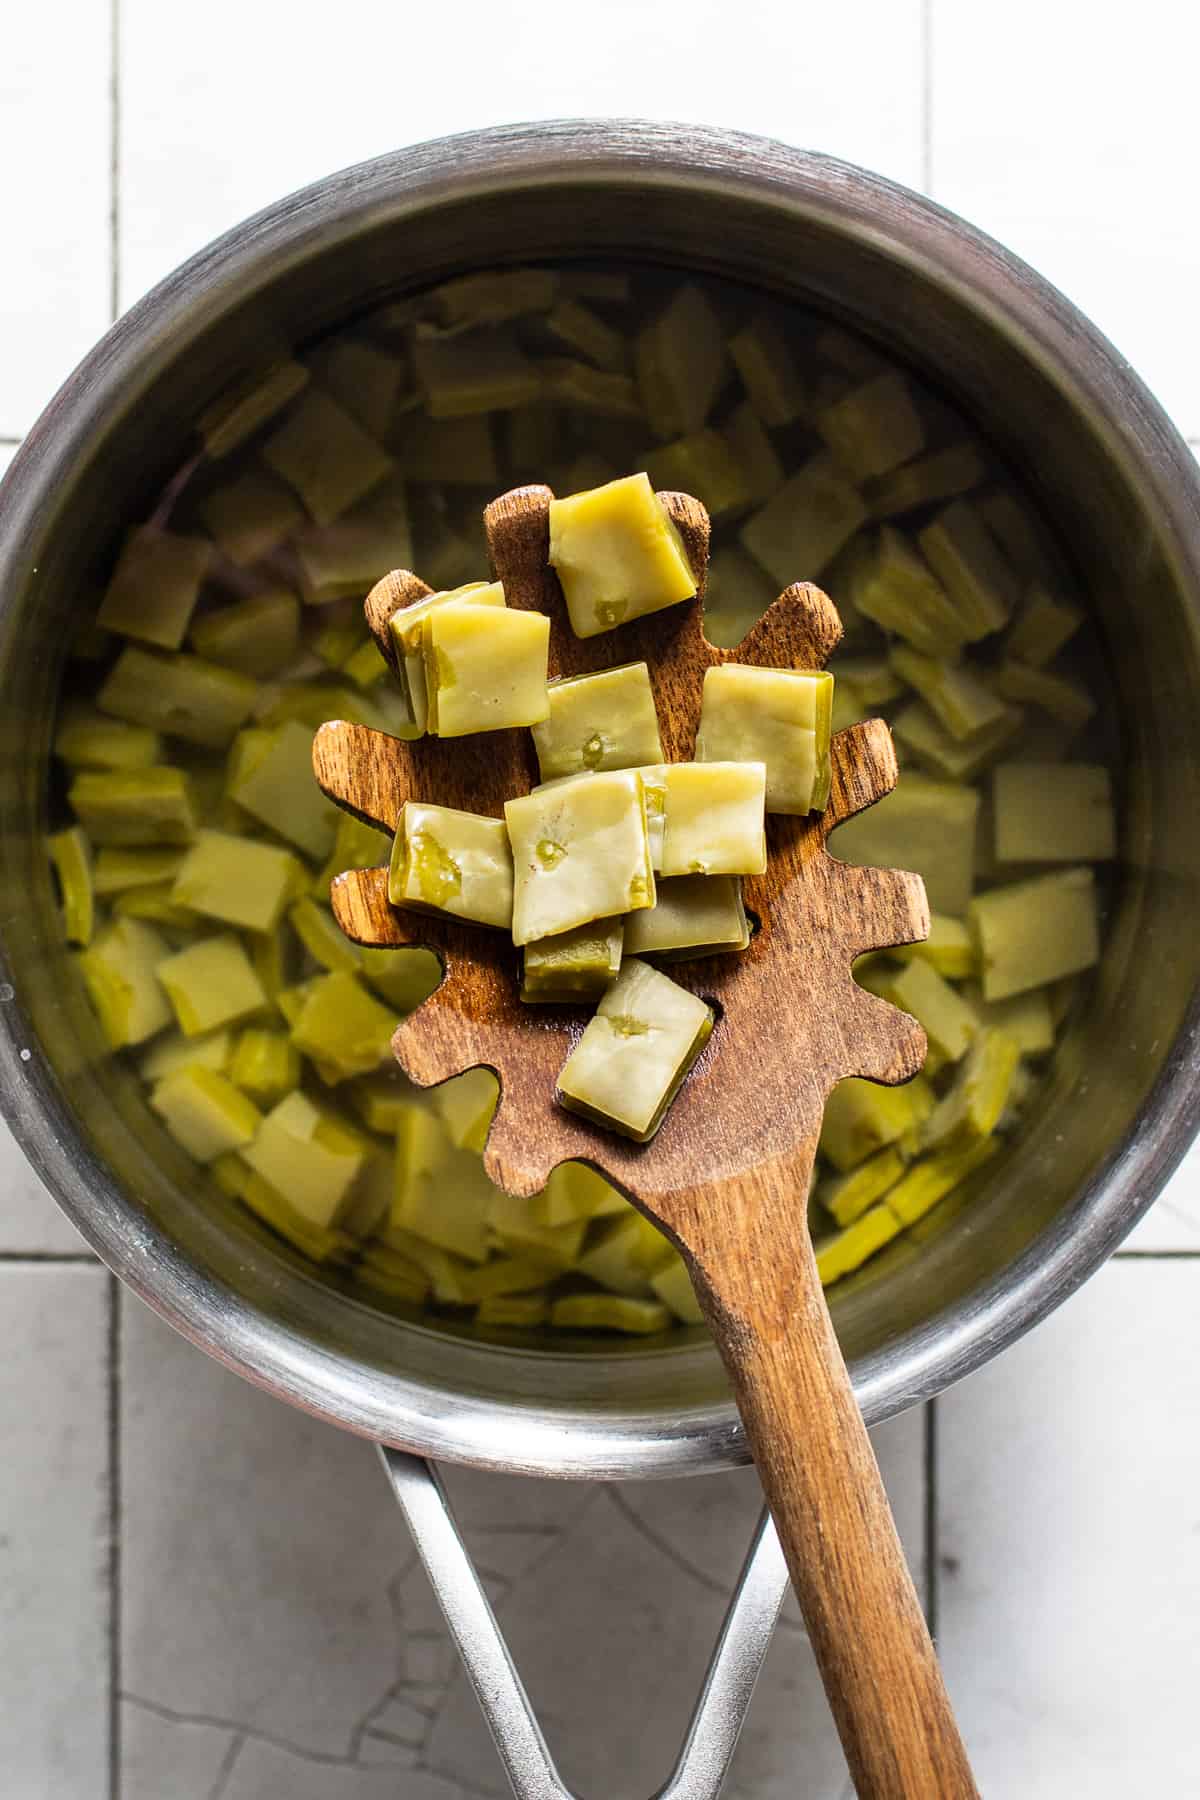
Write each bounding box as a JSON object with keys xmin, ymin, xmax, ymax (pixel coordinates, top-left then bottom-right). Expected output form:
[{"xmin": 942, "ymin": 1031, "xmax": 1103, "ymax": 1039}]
[{"xmin": 1, "ymin": 119, "xmax": 1198, "ymax": 1477}]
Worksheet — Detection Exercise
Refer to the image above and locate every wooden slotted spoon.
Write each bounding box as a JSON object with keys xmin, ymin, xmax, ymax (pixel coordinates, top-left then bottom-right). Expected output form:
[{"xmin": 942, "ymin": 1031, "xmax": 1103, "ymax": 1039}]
[{"xmin": 313, "ymin": 485, "xmax": 978, "ymax": 1799}]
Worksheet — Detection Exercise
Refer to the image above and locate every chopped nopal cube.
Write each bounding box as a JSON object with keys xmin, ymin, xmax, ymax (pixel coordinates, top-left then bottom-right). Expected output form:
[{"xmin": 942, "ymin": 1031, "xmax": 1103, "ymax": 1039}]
[
  {"xmin": 739, "ymin": 455, "xmax": 867, "ymax": 587},
  {"xmin": 989, "ymin": 659, "xmax": 1096, "ymax": 729},
  {"xmin": 723, "ymin": 403, "xmax": 785, "ymax": 506},
  {"xmin": 389, "ymin": 801, "xmax": 514, "ymax": 931},
  {"xmin": 54, "ymin": 706, "xmax": 161, "ymax": 770},
  {"xmin": 550, "ymin": 1294, "xmax": 672, "ymax": 1334},
  {"xmin": 98, "ymin": 646, "xmax": 258, "ymax": 749},
  {"xmin": 94, "ymin": 846, "xmax": 186, "ymax": 898},
  {"xmin": 918, "ymin": 500, "xmax": 1022, "ymax": 637},
  {"xmin": 816, "ymin": 370, "xmax": 925, "ymax": 481},
  {"xmin": 287, "ymin": 897, "xmax": 361, "ymax": 973},
  {"xmin": 47, "ymin": 826, "xmax": 94, "ymax": 947},
  {"xmin": 227, "ymin": 719, "xmax": 338, "ymax": 861},
  {"xmin": 577, "ymin": 1209, "xmax": 671, "ymax": 1297},
  {"xmin": 549, "ymin": 472, "xmax": 696, "ymax": 638},
  {"xmin": 388, "ymin": 581, "xmax": 506, "ymax": 735},
  {"xmin": 815, "ymin": 1204, "xmax": 904, "ymax": 1286},
  {"xmin": 891, "ymin": 699, "xmax": 1023, "ymax": 783},
  {"xmin": 261, "ymin": 387, "xmax": 393, "ymax": 525},
  {"xmin": 78, "ymin": 917, "xmax": 173, "ymax": 1049},
  {"xmin": 650, "ymin": 1255, "xmax": 705, "ymax": 1324},
  {"xmin": 697, "ymin": 664, "xmax": 833, "ymax": 815},
  {"xmin": 623, "ymin": 874, "xmax": 749, "ymax": 960},
  {"xmin": 659, "ymin": 761, "xmax": 766, "ymax": 878},
  {"xmin": 521, "ymin": 917, "xmax": 624, "ymax": 1003},
  {"xmin": 430, "ymin": 267, "xmax": 559, "ymax": 328},
  {"xmin": 819, "ymin": 1077, "xmax": 926, "ymax": 1173},
  {"xmin": 150, "ymin": 1065, "xmax": 262, "ymax": 1163},
  {"xmin": 635, "ymin": 283, "xmax": 727, "ymax": 437},
  {"xmin": 156, "ymin": 934, "xmax": 266, "ymax": 1037},
  {"xmin": 67, "ymin": 767, "xmax": 196, "ymax": 847},
  {"xmin": 544, "ymin": 297, "xmax": 629, "ymax": 371},
  {"xmin": 858, "ymin": 956, "xmax": 977, "ymax": 1068},
  {"xmin": 969, "ymin": 867, "xmax": 1100, "ymax": 1001},
  {"xmin": 399, "ymin": 413, "xmax": 498, "ymax": 485},
  {"xmin": 885, "ymin": 1139, "xmax": 998, "ymax": 1226},
  {"xmin": 97, "ymin": 526, "xmax": 212, "ymax": 650},
  {"xmin": 965, "ymin": 983, "xmax": 1055, "ymax": 1056},
  {"xmin": 188, "ymin": 589, "xmax": 300, "ymax": 678},
  {"xmin": 1005, "ymin": 584, "xmax": 1084, "ymax": 668},
  {"xmin": 992, "ymin": 762, "xmax": 1115, "ymax": 863},
  {"xmin": 634, "ymin": 764, "xmax": 669, "ymax": 871},
  {"xmin": 293, "ymin": 472, "xmax": 412, "ymax": 604},
  {"xmin": 506, "ymin": 769, "xmax": 654, "ymax": 945},
  {"xmin": 831, "ymin": 773, "xmax": 978, "ymax": 917},
  {"xmin": 643, "ymin": 430, "xmax": 751, "ymax": 522},
  {"xmin": 197, "ymin": 358, "xmax": 309, "ymax": 459},
  {"xmin": 862, "ymin": 443, "xmax": 987, "ymax": 518},
  {"xmin": 531, "ymin": 663, "xmax": 663, "ymax": 782},
  {"xmin": 846, "ymin": 528, "xmax": 969, "ymax": 656},
  {"xmin": 198, "ymin": 466, "xmax": 304, "ymax": 564},
  {"xmin": 556, "ymin": 958, "xmax": 713, "ymax": 1142},
  {"xmin": 393, "ymin": 1106, "xmax": 492, "ymax": 1261},
  {"xmin": 703, "ymin": 545, "xmax": 777, "ymax": 649},
  {"xmin": 358, "ymin": 946, "xmax": 441, "ymax": 1012},
  {"xmin": 171, "ymin": 830, "xmax": 304, "ymax": 934},
  {"xmin": 436, "ymin": 1068, "xmax": 500, "ymax": 1152},
  {"xmin": 889, "ymin": 647, "xmax": 1009, "ymax": 743},
  {"xmin": 924, "ymin": 1027, "xmax": 1021, "ymax": 1150},
  {"xmin": 411, "ymin": 324, "xmax": 541, "ymax": 418},
  {"xmin": 817, "ymin": 1144, "xmax": 907, "ymax": 1228},
  {"xmin": 729, "ymin": 315, "xmax": 805, "ymax": 427},
  {"xmin": 424, "ymin": 602, "xmax": 549, "ymax": 736},
  {"xmin": 244, "ymin": 1090, "xmax": 370, "ymax": 1229},
  {"xmin": 532, "ymin": 1162, "xmax": 627, "ymax": 1227},
  {"xmin": 228, "ymin": 1029, "xmax": 302, "ymax": 1107},
  {"xmin": 889, "ymin": 912, "xmax": 975, "ymax": 981},
  {"xmin": 288, "ymin": 971, "xmax": 399, "ymax": 1082},
  {"xmin": 139, "ymin": 1028, "xmax": 233, "ymax": 1083}
]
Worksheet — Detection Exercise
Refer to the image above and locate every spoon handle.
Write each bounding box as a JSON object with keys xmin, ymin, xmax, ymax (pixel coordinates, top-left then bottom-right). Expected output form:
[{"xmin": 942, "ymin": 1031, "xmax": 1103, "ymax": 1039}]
[{"xmin": 681, "ymin": 1142, "xmax": 979, "ymax": 1800}]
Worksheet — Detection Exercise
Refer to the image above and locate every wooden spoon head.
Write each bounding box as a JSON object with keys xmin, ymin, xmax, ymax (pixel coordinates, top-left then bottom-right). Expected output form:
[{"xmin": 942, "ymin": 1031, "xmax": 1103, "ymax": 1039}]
[{"xmin": 312, "ymin": 485, "xmax": 929, "ymax": 1230}]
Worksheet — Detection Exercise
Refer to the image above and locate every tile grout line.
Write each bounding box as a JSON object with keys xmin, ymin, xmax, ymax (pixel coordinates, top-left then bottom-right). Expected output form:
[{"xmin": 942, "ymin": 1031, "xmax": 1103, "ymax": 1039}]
[
  {"xmin": 923, "ymin": 0, "xmax": 935, "ymax": 189},
  {"xmin": 0, "ymin": 1250, "xmax": 97, "ymax": 1263},
  {"xmin": 107, "ymin": 10, "xmax": 122, "ymax": 1796},
  {"xmin": 1114, "ymin": 1248, "xmax": 1200, "ymax": 1259},
  {"xmin": 924, "ymin": 1400, "xmax": 939, "ymax": 1638}
]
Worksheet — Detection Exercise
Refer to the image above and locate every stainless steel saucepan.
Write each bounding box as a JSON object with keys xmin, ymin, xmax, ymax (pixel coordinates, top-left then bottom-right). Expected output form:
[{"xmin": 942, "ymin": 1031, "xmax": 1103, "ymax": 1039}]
[{"xmin": 2, "ymin": 122, "xmax": 1198, "ymax": 1797}]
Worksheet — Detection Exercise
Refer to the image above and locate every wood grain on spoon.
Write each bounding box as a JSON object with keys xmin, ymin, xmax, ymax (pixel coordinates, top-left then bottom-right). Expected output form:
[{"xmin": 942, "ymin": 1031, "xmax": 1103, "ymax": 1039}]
[{"xmin": 312, "ymin": 485, "xmax": 978, "ymax": 1799}]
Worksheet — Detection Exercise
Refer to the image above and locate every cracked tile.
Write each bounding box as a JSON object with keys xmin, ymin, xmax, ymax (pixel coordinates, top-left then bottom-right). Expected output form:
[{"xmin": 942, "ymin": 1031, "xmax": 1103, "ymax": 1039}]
[
  {"xmin": 359, "ymin": 1694, "xmax": 429, "ymax": 1748},
  {"xmin": 938, "ymin": 1262, "xmax": 1200, "ymax": 1795},
  {"xmin": 122, "ymin": 1700, "xmax": 238, "ymax": 1800},
  {"xmin": 221, "ymin": 1737, "xmax": 465, "ymax": 1800},
  {"xmin": 425, "ymin": 1413, "xmax": 920, "ymax": 1800},
  {"xmin": 0, "ymin": 1113, "xmax": 93, "ymax": 1254},
  {"xmin": 0, "ymin": 10, "xmax": 111, "ymax": 436},
  {"xmin": 0, "ymin": 1266, "xmax": 109, "ymax": 1797},
  {"xmin": 357, "ymin": 1733, "xmax": 423, "ymax": 1768},
  {"xmin": 121, "ymin": 1298, "xmax": 407, "ymax": 1757}
]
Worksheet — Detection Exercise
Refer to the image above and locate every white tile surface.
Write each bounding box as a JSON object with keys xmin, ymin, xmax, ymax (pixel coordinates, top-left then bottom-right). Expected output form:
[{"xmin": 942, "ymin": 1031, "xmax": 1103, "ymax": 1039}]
[
  {"xmin": 0, "ymin": 1266, "xmax": 110, "ymax": 1797},
  {"xmin": 1124, "ymin": 1136, "xmax": 1200, "ymax": 1251},
  {"xmin": 931, "ymin": 2, "xmax": 1200, "ymax": 438},
  {"xmin": 938, "ymin": 1261, "xmax": 1200, "ymax": 1795},
  {"xmin": 118, "ymin": 0, "xmax": 925, "ymax": 304},
  {"xmin": 120, "ymin": 1297, "xmax": 404, "ymax": 1760},
  {"xmin": 0, "ymin": 8, "xmax": 111, "ymax": 436},
  {"xmin": 0, "ymin": 1113, "xmax": 94, "ymax": 1254},
  {"xmin": 121, "ymin": 1702, "xmax": 237, "ymax": 1800}
]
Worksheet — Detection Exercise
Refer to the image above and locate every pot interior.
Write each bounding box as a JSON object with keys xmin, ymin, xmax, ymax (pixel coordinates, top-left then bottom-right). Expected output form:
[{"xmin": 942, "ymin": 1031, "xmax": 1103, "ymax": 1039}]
[{"xmin": 1, "ymin": 131, "xmax": 1198, "ymax": 1474}]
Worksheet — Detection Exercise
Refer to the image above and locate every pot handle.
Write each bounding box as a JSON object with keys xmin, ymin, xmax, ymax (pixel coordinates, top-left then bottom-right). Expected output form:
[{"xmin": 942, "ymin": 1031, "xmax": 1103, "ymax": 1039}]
[{"xmin": 378, "ymin": 1447, "xmax": 790, "ymax": 1800}]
